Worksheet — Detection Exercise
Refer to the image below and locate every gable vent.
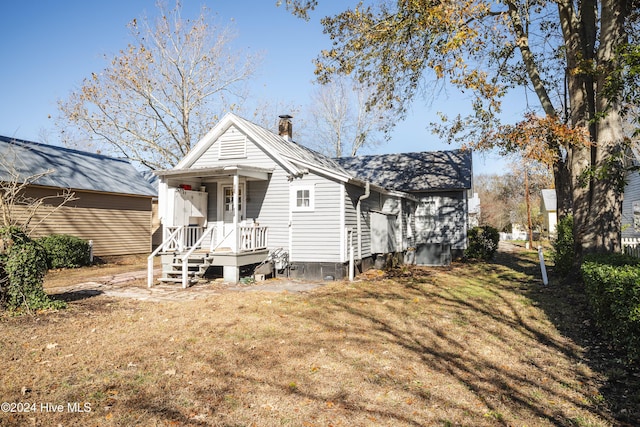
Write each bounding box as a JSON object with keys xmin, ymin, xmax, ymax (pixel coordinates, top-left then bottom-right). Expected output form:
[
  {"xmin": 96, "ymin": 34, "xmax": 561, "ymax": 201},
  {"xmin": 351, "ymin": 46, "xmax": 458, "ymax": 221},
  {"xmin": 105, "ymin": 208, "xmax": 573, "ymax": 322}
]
[{"xmin": 218, "ymin": 128, "xmax": 247, "ymax": 160}]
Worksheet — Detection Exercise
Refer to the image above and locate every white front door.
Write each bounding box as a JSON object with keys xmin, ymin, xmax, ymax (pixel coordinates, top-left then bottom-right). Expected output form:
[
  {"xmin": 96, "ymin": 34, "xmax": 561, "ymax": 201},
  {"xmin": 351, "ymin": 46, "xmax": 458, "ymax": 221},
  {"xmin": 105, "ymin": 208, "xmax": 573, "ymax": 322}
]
[
  {"xmin": 217, "ymin": 181, "xmax": 245, "ymax": 249},
  {"xmin": 222, "ymin": 184, "xmax": 245, "ymax": 223}
]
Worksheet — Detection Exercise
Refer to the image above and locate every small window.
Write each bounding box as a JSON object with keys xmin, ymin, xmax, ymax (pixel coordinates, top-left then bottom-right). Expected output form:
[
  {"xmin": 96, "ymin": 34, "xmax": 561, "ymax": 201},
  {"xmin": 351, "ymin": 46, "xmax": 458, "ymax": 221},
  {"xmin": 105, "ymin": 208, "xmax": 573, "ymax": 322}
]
[
  {"xmin": 291, "ymin": 185, "xmax": 314, "ymax": 211},
  {"xmin": 296, "ymin": 189, "xmax": 310, "ymax": 208}
]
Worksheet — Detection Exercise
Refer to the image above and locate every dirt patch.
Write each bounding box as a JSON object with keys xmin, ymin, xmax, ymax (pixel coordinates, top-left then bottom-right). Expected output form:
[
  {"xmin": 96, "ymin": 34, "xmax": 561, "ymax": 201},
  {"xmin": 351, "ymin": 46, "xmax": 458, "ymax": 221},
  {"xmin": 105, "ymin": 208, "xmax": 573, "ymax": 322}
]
[{"xmin": 44, "ymin": 254, "xmax": 153, "ymax": 289}]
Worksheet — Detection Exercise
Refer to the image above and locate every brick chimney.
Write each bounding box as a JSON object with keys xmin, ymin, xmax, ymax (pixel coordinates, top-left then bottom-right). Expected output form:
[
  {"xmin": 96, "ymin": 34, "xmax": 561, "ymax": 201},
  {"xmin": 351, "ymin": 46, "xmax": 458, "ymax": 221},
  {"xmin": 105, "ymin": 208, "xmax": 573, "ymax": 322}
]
[{"xmin": 278, "ymin": 115, "xmax": 293, "ymax": 141}]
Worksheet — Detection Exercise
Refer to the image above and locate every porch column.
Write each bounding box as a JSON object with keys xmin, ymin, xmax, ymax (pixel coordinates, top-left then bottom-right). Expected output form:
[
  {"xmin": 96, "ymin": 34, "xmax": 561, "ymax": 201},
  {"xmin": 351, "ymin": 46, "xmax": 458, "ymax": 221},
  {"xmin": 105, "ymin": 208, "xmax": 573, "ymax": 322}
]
[{"xmin": 233, "ymin": 173, "xmax": 239, "ymax": 252}]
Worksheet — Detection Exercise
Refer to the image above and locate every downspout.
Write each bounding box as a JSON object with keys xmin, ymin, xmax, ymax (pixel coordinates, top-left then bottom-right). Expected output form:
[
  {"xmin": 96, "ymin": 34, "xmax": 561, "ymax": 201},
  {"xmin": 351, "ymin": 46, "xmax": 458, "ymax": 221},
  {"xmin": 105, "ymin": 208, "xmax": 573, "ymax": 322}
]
[{"xmin": 356, "ymin": 182, "xmax": 370, "ymax": 260}]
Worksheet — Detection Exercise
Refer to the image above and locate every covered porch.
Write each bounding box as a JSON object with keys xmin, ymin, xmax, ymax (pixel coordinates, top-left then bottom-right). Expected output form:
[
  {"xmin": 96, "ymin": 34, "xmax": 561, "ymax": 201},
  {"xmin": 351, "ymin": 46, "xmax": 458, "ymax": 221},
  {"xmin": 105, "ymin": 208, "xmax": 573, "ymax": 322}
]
[{"xmin": 149, "ymin": 165, "xmax": 273, "ymax": 287}]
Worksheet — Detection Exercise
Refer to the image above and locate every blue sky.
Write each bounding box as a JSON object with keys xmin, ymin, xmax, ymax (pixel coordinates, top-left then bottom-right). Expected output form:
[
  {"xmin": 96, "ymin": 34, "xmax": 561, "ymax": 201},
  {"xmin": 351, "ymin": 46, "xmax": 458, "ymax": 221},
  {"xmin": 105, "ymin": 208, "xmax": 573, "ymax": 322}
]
[{"xmin": 0, "ymin": 0, "xmax": 514, "ymax": 174}]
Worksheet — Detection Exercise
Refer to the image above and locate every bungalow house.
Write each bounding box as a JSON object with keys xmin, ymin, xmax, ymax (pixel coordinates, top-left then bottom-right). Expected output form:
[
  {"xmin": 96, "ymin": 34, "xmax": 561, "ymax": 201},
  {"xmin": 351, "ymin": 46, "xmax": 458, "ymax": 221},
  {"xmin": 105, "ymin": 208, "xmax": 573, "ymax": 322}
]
[
  {"xmin": 0, "ymin": 136, "xmax": 157, "ymax": 256},
  {"xmin": 151, "ymin": 113, "xmax": 472, "ymax": 286}
]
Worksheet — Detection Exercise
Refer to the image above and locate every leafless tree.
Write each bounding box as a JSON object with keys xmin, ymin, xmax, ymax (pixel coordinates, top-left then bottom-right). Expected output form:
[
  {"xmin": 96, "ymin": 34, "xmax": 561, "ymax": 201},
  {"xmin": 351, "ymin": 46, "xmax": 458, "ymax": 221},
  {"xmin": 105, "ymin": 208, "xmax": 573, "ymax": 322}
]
[
  {"xmin": 58, "ymin": 1, "xmax": 261, "ymax": 170},
  {"xmin": 306, "ymin": 76, "xmax": 388, "ymax": 157}
]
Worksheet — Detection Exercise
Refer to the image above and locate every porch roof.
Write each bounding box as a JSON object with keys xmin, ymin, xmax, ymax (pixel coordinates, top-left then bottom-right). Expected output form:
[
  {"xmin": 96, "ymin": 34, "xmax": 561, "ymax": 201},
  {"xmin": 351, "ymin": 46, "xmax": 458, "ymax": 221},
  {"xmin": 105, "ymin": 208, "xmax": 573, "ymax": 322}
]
[{"xmin": 154, "ymin": 165, "xmax": 273, "ymax": 181}]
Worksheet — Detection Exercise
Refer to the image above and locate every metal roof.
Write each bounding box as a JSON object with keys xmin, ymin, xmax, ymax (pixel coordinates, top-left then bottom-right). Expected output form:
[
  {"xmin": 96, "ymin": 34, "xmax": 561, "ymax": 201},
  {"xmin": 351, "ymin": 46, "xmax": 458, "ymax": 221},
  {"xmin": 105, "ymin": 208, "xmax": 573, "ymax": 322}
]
[
  {"xmin": 335, "ymin": 150, "xmax": 473, "ymax": 192},
  {"xmin": 0, "ymin": 135, "xmax": 157, "ymax": 197},
  {"xmin": 176, "ymin": 113, "xmax": 354, "ymax": 182},
  {"xmin": 172, "ymin": 113, "xmax": 472, "ymax": 193}
]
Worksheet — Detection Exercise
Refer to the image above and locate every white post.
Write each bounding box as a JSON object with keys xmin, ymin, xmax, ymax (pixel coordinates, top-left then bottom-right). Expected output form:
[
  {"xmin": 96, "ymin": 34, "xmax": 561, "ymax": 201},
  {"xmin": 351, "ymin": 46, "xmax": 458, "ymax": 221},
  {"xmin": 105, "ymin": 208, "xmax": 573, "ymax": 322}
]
[
  {"xmin": 233, "ymin": 174, "xmax": 239, "ymax": 252},
  {"xmin": 538, "ymin": 246, "xmax": 548, "ymax": 286},
  {"xmin": 349, "ymin": 229, "xmax": 354, "ymax": 281}
]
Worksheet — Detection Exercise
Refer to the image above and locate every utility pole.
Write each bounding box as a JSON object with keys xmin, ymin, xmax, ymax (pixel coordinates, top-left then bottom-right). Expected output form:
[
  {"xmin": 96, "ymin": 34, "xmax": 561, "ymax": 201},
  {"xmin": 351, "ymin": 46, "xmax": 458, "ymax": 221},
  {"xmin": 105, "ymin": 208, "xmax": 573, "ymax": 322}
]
[{"xmin": 525, "ymin": 165, "xmax": 534, "ymax": 249}]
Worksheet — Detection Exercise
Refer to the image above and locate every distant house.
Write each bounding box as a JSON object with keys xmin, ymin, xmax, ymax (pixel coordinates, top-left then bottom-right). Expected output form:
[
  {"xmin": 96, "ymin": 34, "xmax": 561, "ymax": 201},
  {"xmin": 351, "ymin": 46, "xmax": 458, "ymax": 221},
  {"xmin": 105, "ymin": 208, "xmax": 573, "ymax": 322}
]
[
  {"xmin": 0, "ymin": 136, "xmax": 156, "ymax": 256},
  {"xmin": 540, "ymin": 189, "xmax": 557, "ymax": 236},
  {"xmin": 467, "ymin": 192, "xmax": 481, "ymax": 228},
  {"xmin": 152, "ymin": 113, "xmax": 473, "ymax": 286}
]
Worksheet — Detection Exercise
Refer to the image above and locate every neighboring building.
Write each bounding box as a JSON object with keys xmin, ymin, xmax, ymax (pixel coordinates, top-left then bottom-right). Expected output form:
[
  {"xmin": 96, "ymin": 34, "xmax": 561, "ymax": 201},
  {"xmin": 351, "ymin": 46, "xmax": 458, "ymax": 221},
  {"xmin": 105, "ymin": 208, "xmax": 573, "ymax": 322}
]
[
  {"xmin": 622, "ymin": 152, "xmax": 640, "ymax": 249},
  {"xmin": 467, "ymin": 192, "xmax": 481, "ymax": 229},
  {"xmin": 540, "ymin": 189, "xmax": 557, "ymax": 237},
  {"xmin": 152, "ymin": 113, "xmax": 473, "ymax": 286},
  {"xmin": 0, "ymin": 136, "xmax": 157, "ymax": 256}
]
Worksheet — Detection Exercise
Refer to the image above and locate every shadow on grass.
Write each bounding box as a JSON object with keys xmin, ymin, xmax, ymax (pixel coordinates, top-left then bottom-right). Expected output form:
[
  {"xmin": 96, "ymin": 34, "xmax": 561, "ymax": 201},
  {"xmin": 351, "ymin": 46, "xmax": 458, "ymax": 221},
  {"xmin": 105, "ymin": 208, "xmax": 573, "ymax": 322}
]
[
  {"xmin": 493, "ymin": 247, "xmax": 640, "ymax": 426},
  {"xmin": 51, "ymin": 289, "xmax": 104, "ymax": 303}
]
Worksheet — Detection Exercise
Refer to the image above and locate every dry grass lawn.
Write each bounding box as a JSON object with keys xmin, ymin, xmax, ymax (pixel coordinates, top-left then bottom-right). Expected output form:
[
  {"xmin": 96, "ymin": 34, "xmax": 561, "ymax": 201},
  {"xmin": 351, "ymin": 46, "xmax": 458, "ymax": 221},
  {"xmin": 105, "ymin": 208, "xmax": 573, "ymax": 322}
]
[{"xmin": 1, "ymin": 247, "xmax": 639, "ymax": 426}]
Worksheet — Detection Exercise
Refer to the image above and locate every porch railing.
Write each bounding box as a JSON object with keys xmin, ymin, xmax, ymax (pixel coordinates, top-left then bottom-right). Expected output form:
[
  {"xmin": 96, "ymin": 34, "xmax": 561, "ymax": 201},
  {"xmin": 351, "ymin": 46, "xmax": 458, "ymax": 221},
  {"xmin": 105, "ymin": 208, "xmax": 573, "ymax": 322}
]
[
  {"xmin": 162, "ymin": 225, "xmax": 205, "ymax": 252},
  {"xmin": 239, "ymin": 225, "xmax": 268, "ymax": 251},
  {"xmin": 623, "ymin": 237, "xmax": 640, "ymax": 258},
  {"xmin": 149, "ymin": 224, "xmax": 269, "ymax": 287},
  {"xmin": 148, "ymin": 226, "xmax": 183, "ymax": 287},
  {"xmin": 180, "ymin": 226, "xmax": 217, "ymax": 288}
]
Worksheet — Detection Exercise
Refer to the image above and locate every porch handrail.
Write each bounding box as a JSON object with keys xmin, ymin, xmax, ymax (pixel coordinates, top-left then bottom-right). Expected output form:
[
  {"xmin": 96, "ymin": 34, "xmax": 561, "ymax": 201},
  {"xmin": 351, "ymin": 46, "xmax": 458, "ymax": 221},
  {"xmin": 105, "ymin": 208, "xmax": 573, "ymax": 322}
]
[
  {"xmin": 180, "ymin": 225, "xmax": 217, "ymax": 288},
  {"xmin": 148, "ymin": 226, "xmax": 184, "ymax": 288},
  {"xmin": 239, "ymin": 225, "xmax": 268, "ymax": 252}
]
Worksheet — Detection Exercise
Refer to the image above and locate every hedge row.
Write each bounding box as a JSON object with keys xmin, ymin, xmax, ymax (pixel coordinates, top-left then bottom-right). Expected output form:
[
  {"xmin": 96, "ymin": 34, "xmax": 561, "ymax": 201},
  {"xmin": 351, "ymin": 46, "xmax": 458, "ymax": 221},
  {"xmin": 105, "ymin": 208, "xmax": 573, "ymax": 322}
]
[{"xmin": 581, "ymin": 253, "xmax": 640, "ymax": 363}]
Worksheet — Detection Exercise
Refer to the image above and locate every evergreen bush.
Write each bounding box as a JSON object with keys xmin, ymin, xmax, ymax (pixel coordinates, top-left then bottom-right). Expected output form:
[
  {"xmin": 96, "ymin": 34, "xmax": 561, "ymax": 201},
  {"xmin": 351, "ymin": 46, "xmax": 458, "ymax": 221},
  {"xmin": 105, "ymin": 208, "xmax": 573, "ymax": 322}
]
[
  {"xmin": 581, "ymin": 254, "xmax": 640, "ymax": 363},
  {"xmin": 38, "ymin": 234, "xmax": 91, "ymax": 269},
  {"xmin": 465, "ymin": 225, "xmax": 500, "ymax": 260},
  {"xmin": 0, "ymin": 227, "xmax": 66, "ymax": 312},
  {"xmin": 551, "ymin": 214, "xmax": 574, "ymax": 276}
]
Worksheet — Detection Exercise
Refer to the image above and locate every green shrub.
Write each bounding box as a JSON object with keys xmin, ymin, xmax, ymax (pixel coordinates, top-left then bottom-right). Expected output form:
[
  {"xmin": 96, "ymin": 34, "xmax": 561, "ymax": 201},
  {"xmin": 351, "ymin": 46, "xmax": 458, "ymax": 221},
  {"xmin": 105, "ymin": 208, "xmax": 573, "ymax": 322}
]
[
  {"xmin": 552, "ymin": 214, "xmax": 574, "ymax": 276},
  {"xmin": 0, "ymin": 227, "xmax": 66, "ymax": 312},
  {"xmin": 465, "ymin": 226, "xmax": 500, "ymax": 261},
  {"xmin": 38, "ymin": 234, "xmax": 91, "ymax": 269},
  {"xmin": 581, "ymin": 254, "xmax": 640, "ymax": 363}
]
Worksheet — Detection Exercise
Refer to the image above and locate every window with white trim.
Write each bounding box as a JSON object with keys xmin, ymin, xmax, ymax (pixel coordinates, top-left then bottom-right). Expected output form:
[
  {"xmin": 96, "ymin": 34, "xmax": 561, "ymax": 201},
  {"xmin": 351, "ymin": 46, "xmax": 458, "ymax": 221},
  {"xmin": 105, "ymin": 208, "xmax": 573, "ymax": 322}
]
[{"xmin": 291, "ymin": 185, "xmax": 315, "ymax": 211}]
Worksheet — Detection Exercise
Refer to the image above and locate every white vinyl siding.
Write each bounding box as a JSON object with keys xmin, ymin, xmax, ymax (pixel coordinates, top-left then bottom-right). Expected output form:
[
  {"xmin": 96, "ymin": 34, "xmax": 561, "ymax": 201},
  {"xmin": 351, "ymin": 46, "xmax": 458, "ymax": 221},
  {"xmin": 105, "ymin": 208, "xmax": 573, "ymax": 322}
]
[
  {"xmin": 250, "ymin": 168, "xmax": 290, "ymax": 250},
  {"xmin": 290, "ymin": 175, "xmax": 342, "ymax": 262},
  {"xmin": 192, "ymin": 126, "xmax": 278, "ymax": 169},
  {"xmin": 344, "ymin": 183, "xmax": 383, "ymax": 260},
  {"xmin": 623, "ymin": 171, "xmax": 640, "ymax": 239},
  {"xmin": 414, "ymin": 191, "xmax": 467, "ymax": 250}
]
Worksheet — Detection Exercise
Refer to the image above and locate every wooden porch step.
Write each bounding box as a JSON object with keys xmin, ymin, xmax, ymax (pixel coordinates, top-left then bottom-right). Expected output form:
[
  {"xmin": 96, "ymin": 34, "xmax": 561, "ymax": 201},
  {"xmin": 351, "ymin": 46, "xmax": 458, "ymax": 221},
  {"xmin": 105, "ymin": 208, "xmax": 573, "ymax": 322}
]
[
  {"xmin": 168, "ymin": 263, "xmax": 205, "ymax": 268},
  {"xmin": 157, "ymin": 277, "xmax": 197, "ymax": 284},
  {"xmin": 164, "ymin": 270, "xmax": 197, "ymax": 277}
]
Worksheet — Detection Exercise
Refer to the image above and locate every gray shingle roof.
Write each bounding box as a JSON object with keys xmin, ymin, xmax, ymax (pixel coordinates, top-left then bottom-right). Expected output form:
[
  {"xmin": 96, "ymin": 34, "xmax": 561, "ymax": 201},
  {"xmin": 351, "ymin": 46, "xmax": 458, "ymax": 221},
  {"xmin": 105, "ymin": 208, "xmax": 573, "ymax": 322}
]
[
  {"xmin": 335, "ymin": 150, "xmax": 473, "ymax": 192},
  {"xmin": 0, "ymin": 136, "xmax": 156, "ymax": 197}
]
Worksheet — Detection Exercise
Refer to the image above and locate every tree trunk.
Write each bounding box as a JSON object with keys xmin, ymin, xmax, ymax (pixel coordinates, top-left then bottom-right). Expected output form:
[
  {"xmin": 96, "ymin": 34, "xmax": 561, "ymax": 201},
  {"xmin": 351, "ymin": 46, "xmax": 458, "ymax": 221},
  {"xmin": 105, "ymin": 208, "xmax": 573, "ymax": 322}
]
[
  {"xmin": 553, "ymin": 155, "xmax": 572, "ymax": 219},
  {"xmin": 588, "ymin": 0, "xmax": 627, "ymax": 253},
  {"xmin": 556, "ymin": 0, "xmax": 628, "ymax": 261}
]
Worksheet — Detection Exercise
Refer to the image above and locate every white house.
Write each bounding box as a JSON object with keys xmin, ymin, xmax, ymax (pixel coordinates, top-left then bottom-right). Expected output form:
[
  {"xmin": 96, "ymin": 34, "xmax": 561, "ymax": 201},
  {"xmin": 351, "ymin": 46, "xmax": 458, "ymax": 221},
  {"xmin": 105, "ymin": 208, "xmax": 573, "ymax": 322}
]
[
  {"xmin": 541, "ymin": 189, "xmax": 558, "ymax": 236},
  {"xmin": 149, "ymin": 113, "xmax": 473, "ymax": 286}
]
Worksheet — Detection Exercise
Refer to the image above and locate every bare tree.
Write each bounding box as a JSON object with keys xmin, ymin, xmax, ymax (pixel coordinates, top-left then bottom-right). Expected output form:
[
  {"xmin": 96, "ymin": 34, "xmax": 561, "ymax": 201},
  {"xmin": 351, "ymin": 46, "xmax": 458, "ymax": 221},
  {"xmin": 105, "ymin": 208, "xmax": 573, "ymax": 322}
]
[
  {"xmin": 0, "ymin": 148, "xmax": 77, "ymax": 236},
  {"xmin": 58, "ymin": 1, "xmax": 261, "ymax": 170},
  {"xmin": 306, "ymin": 76, "xmax": 387, "ymax": 157}
]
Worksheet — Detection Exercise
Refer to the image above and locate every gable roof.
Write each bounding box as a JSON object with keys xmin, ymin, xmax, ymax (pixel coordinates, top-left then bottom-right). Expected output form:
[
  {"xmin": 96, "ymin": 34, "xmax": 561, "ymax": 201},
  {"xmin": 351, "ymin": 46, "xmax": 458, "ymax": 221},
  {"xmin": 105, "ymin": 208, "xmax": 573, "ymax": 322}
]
[
  {"xmin": 335, "ymin": 150, "xmax": 472, "ymax": 192},
  {"xmin": 174, "ymin": 113, "xmax": 354, "ymax": 182},
  {"xmin": 0, "ymin": 136, "xmax": 156, "ymax": 197},
  {"xmin": 541, "ymin": 189, "xmax": 557, "ymax": 211}
]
